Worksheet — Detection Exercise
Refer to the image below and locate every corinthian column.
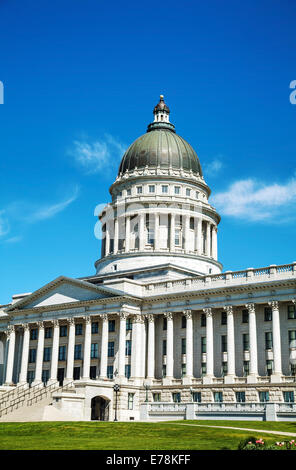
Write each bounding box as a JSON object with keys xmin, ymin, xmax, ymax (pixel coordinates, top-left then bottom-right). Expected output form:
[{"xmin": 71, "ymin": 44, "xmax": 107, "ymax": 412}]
[
  {"xmin": 146, "ymin": 314, "xmax": 155, "ymax": 380},
  {"xmin": 269, "ymin": 300, "xmax": 282, "ymax": 380},
  {"xmin": 18, "ymin": 324, "xmax": 30, "ymax": 385},
  {"xmin": 224, "ymin": 306, "xmax": 235, "ymax": 383},
  {"xmin": 82, "ymin": 316, "xmax": 92, "ymax": 380},
  {"xmin": 164, "ymin": 312, "xmax": 174, "ymax": 381},
  {"xmin": 33, "ymin": 322, "xmax": 45, "ymax": 385},
  {"xmin": 245, "ymin": 303, "xmax": 258, "ymax": 382},
  {"xmin": 65, "ymin": 318, "xmax": 75, "ymax": 382},
  {"xmin": 49, "ymin": 320, "xmax": 60, "ymax": 384},
  {"xmin": 184, "ymin": 310, "xmax": 193, "ymax": 381},
  {"xmin": 203, "ymin": 308, "xmax": 214, "ymax": 383},
  {"xmin": 5, "ymin": 325, "xmax": 16, "ymax": 385},
  {"xmin": 118, "ymin": 311, "xmax": 127, "ymax": 378},
  {"xmin": 125, "ymin": 216, "xmax": 130, "ymax": 252},
  {"xmin": 170, "ymin": 213, "xmax": 175, "ymax": 252},
  {"xmin": 99, "ymin": 314, "xmax": 108, "ymax": 378}
]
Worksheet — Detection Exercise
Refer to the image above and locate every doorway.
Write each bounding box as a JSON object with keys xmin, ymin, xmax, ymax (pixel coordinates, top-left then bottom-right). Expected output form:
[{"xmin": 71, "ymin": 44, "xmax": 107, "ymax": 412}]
[
  {"xmin": 57, "ymin": 368, "xmax": 64, "ymax": 386},
  {"xmin": 91, "ymin": 396, "xmax": 110, "ymax": 421}
]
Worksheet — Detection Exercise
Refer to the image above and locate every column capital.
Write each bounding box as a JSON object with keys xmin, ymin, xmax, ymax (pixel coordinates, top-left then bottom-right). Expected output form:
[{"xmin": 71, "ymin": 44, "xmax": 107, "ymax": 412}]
[
  {"xmin": 6, "ymin": 325, "xmax": 15, "ymax": 337},
  {"xmin": 52, "ymin": 319, "xmax": 60, "ymax": 328},
  {"xmin": 83, "ymin": 315, "xmax": 92, "ymax": 324},
  {"xmin": 245, "ymin": 303, "xmax": 256, "ymax": 314},
  {"xmin": 67, "ymin": 317, "xmax": 75, "ymax": 326},
  {"xmin": 132, "ymin": 314, "xmax": 145, "ymax": 324},
  {"xmin": 146, "ymin": 314, "xmax": 155, "ymax": 323},
  {"xmin": 21, "ymin": 323, "xmax": 30, "ymax": 331},
  {"xmin": 292, "ymin": 299, "xmax": 296, "ymax": 305},
  {"xmin": 223, "ymin": 305, "xmax": 233, "ymax": 316},
  {"xmin": 164, "ymin": 311, "xmax": 174, "ymax": 320},
  {"xmin": 118, "ymin": 310, "xmax": 129, "ymax": 320},
  {"xmin": 183, "ymin": 310, "xmax": 192, "ymax": 319},
  {"xmin": 268, "ymin": 300, "xmax": 279, "ymax": 310},
  {"xmin": 37, "ymin": 321, "xmax": 44, "ymax": 329},
  {"xmin": 203, "ymin": 307, "xmax": 212, "ymax": 317},
  {"xmin": 101, "ymin": 313, "xmax": 109, "ymax": 322}
]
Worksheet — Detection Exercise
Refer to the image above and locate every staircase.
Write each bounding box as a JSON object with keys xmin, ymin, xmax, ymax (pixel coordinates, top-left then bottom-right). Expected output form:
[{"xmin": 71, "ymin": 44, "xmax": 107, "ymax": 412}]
[{"xmin": 0, "ymin": 381, "xmax": 75, "ymax": 422}]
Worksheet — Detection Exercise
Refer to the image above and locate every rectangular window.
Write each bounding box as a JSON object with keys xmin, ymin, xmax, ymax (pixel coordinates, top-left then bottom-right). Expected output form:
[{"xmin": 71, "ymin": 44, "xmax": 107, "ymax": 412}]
[
  {"xmin": 221, "ymin": 311, "xmax": 227, "ymax": 325},
  {"xmin": 147, "ymin": 227, "xmax": 155, "ymax": 244},
  {"xmin": 127, "ymin": 188, "xmax": 131, "ymax": 196},
  {"xmin": 107, "ymin": 365, "xmax": 113, "ymax": 379},
  {"xmin": 172, "ymin": 392, "xmax": 181, "ymax": 403},
  {"xmin": 73, "ymin": 367, "xmax": 80, "ymax": 380},
  {"xmin": 60, "ymin": 325, "xmax": 67, "ymax": 337},
  {"xmin": 201, "ymin": 336, "xmax": 206, "ymax": 354},
  {"xmin": 161, "ymin": 185, "xmax": 168, "ymax": 194},
  {"xmin": 128, "ymin": 393, "xmax": 135, "ymax": 410},
  {"xmin": 283, "ymin": 391, "xmax": 294, "ymax": 403},
  {"xmin": 243, "ymin": 361, "xmax": 249, "ymax": 376},
  {"xmin": 108, "ymin": 341, "xmax": 114, "ymax": 357},
  {"xmin": 221, "ymin": 335, "xmax": 227, "ymax": 353},
  {"xmin": 259, "ymin": 391, "xmax": 269, "ymax": 402},
  {"xmin": 108, "ymin": 320, "xmax": 115, "ymax": 332},
  {"xmin": 90, "ymin": 366, "xmax": 96, "ymax": 379},
  {"xmin": 266, "ymin": 360, "xmax": 274, "ymax": 376},
  {"xmin": 264, "ymin": 307, "xmax": 272, "ymax": 321},
  {"xmin": 174, "ymin": 186, "xmax": 180, "ymax": 195},
  {"xmin": 137, "ymin": 186, "xmax": 143, "ymax": 194},
  {"xmin": 27, "ymin": 370, "xmax": 35, "ymax": 385},
  {"xmin": 221, "ymin": 362, "xmax": 228, "ymax": 376},
  {"xmin": 181, "ymin": 338, "xmax": 186, "ymax": 355},
  {"xmin": 265, "ymin": 332, "xmax": 273, "ymax": 350},
  {"xmin": 91, "ymin": 322, "xmax": 99, "ymax": 334},
  {"xmin": 242, "ymin": 309, "xmax": 249, "ymax": 323},
  {"xmin": 162, "ymin": 340, "xmax": 167, "ymax": 356},
  {"xmin": 149, "ymin": 185, "xmax": 155, "ymax": 193},
  {"xmin": 236, "ymin": 391, "xmax": 246, "ymax": 403},
  {"xmin": 195, "ymin": 191, "xmax": 199, "ymax": 199},
  {"xmin": 162, "ymin": 364, "xmax": 166, "ymax": 378},
  {"xmin": 189, "ymin": 217, "xmax": 195, "ymax": 230},
  {"xmin": 43, "ymin": 347, "xmax": 51, "ymax": 362},
  {"xmin": 74, "ymin": 344, "xmax": 82, "ymax": 360},
  {"xmin": 214, "ymin": 392, "xmax": 223, "ymax": 403},
  {"xmin": 181, "ymin": 315, "xmax": 186, "ymax": 328},
  {"xmin": 91, "ymin": 343, "xmax": 98, "ymax": 359},
  {"xmin": 192, "ymin": 392, "xmax": 201, "ymax": 403},
  {"xmin": 186, "ymin": 188, "xmax": 191, "ymax": 197},
  {"xmin": 30, "ymin": 329, "xmax": 38, "ymax": 341},
  {"xmin": 163, "ymin": 317, "xmax": 167, "ymax": 330},
  {"xmin": 200, "ymin": 314, "xmax": 206, "ymax": 327},
  {"xmin": 28, "ymin": 349, "xmax": 36, "ymax": 363},
  {"xmin": 289, "ymin": 330, "xmax": 296, "ymax": 346},
  {"xmin": 126, "ymin": 318, "xmax": 133, "ymax": 331},
  {"xmin": 243, "ymin": 333, "xmax": 249, "ymax": 351},
  {"xmin": 288, "ymin": 305, "xmax": 296, "ymax": 319},
  {"xmin": 58, "ymin": 345, "xmax": 66, "ymax": 361},
  {"xmin": 175, "ymin": 228, "xmax": 181, "ymax": 246},
  {"xmin": 153, "ymin": 393, "xmax": 161, "ymax": 402},
  {"xmin": 181, "ymin": 363, "xmax": 186, "ymax": 377},
  {"xmin": 201, "ymin": 362, "xmax": 206, "ymax": 377},
  {"xmin": 125, "ymin": 340, "xmax": 132, "ymax": 356},
  {"xmin": 75, "ymin": 324, "xmax": 83, "ymax": 336},
  {"xmin": 125, "ymin": 364, "xmax": 131, "ymax": 379},
  {"xmin": 45, "ymin": 327, "xmax": 52, "ymax": 339}
]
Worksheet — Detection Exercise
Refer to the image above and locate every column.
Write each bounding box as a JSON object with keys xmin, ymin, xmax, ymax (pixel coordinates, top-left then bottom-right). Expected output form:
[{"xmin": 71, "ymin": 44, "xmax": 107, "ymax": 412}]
[
  {"xmin": 212, "ymin": 226, "xmax": 218, "ymax": 260},
  {"xmin": 105, "ymin": 221, "xmax": 110, "ymax": 256},
  {"xmin": 203, "ymin": 308, "xmax": 214, "ymax": 382},
  {"xmin": 100, "ymin": 314, "xmax": 108, "ymax": 378},
  {"xmin": 125, "ymin": 216, "xmax": 130, "ymax": 252},
  {"xmin": 139, "ymin": 213, "xmax": 145, "ymax": 251},
  {"xmin": 18, "ymin": 324, "xmax": 30, "ymax": 384},
  {"xmin": 184, "ymin": 310, "xmax": 193, "ymax": 379},
  {"xmin": 154, "ymin": 213, "xmax": 159, "ymax": 251},
  {"xmin": 245, "ymin": 303, "xmax": 258, "ymax": 381},
  {"xmin": 146, "ymin": 314, "xmax": 155, "ymax": 379},
  {"xmin": 82, "ymin": 316, "xmax": 92, "ymax": 380},
  {"xmin": 49, "ymin": 320, "xmax": 60, "ymax": 384},
  {"xmin": 225, "ymin": 306, "xmax": 235, "ymax": 382},
  {"xmin": 164, "ymin": 312, "xmax": 174, "ymax": 379},
  {"xmin": 118, "ymin": 312, "xmax": 127, "ymax": 378},
  {"xmin": 113, "ymin": 217, "xmax": 118, "ymax": 254},
  {"xmin": 197, "ymin": 218, "xmax": 202, "ymax": 254},
  {"xmin": 206, "ymin": 222, "xmax": 211, "ymax": 257},
  {"xmin": 65, "ymin": 318, "xmax": 75, "ymax": 382},
  {"xmin": 131, "ymin": 314, "xmax": 145, "ymax": 380},
  {"xmin": 33, "ymin": 322, "xmax": 45, "ymax": 385},
  {"xmin": 170, "ymin": 213, "xmax": 175, "ymax": 252},
  {"xmin": 5, "ymin": 325, "xmax": 16, "ymax": 385},
  {"xmin": 184, "ymin": 214, "xmax": 190, "ymax": 252},
  {"xmin": 269, "ymin": 300, "xmax": 282, "ymax": 378}
]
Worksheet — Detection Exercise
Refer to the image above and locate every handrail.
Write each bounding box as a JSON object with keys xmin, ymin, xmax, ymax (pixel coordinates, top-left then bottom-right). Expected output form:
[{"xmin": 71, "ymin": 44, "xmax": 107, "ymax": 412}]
[{"xmin": 0, "ymin": 383, "xmax": 28, "ymax": 402}]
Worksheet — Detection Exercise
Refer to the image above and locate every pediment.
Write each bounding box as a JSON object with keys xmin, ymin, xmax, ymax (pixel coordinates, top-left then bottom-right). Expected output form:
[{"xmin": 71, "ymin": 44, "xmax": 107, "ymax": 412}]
[{"xmin": 6, "ymin": 276, "xmax": 119, "ymax": 311}]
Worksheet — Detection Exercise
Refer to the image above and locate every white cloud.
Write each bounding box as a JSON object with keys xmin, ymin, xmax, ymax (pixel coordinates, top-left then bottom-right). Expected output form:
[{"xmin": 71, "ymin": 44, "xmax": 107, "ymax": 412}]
[
  {"xmin": 212, "ymin": 176, "xmax": 296, "ymax": 222},
  {"xmin": 70, "ymin": 134, "xmax": 126, "ymax": 174},
  {"xmin": 204, "ymin": 157, "xmax": 223, "ymax": 177}
]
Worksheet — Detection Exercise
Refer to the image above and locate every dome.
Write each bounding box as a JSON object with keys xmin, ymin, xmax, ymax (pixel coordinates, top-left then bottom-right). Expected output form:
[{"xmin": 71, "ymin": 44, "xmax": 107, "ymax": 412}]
[{"xmin": 118, "ymin": 96, "xmax": 202, "ymax": 176}]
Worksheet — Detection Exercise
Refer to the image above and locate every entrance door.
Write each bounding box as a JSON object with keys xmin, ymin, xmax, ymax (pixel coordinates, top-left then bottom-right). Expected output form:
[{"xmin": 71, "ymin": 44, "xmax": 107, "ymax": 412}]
[
  {"xmin": 91, "ymin": 396, "xmax": 110, "ymax": 421},
  {"xmin": 57, "ymin": 368, "xmax": 64, "ymax": 386}
]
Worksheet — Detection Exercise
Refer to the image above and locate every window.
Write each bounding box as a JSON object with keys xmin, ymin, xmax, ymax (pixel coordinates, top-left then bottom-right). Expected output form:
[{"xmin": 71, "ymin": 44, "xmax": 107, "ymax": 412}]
[
  {"xmin": 128, "ymin": 393, "xmax": 135, "ymax": 410},
  {"xmin": 107, "ymin": 365, "xmax": 113, "ymax": 379},
  {"xmin": 201, "ymin": 336, "xmax": 206, "ymax": 354},
  {"xmin": 163, "ymin": 317, "xmax": 167, "ymax": 330},
  {"xmin": 174, "ymin": 186, "xmax": 180, "ymax": 195},
  {"xmin": 75, "ymin": 324, "xmax": 83, "ymax": 336},
  {"xmin": 126, "ymin": 318, "xmax": 133, "ymax": 331},
  {"xmin": 161, "ymin": 185, "xmax": 168, "ymax": 194},
  {"xmin": 243, "ymin": 333, "xmax": 249, "ymax": 351},
  {"xmin": 265, "ymin": 332, "xmax": 273, "ymax": 350},
  {"xmin": 149, "ymin": 185, "xmax": 155, "ymax": 193},
  {"xmin": 181, "ymin": 316, "xmax": 186, "ymax": 329},
  {"xmin": 186, "ymin": 188, "xmax": 191, "ymax": 197},
  {"xmin": 266, "ymin": 360, "xmax": 274, "ymax": 376},
  {"xmin": 283, "ymin": 391, "xmax": 294, "ymax": 403},
  {"xmin": 125, "ymin": 364, "xmax": 131, "ymax": 379},
  {"xmin": 147, "ymin": 227, "xmax": 155, "ymax": 244},
  {"xmin": 30, "ymin": 329, "xmax": 38, "ymax": 341},
  {"xmin": 259, "ymin": 391, "xmax": 269, "ymax": 402},
  {"xmin": 201, "ymin": 363, "xmax": 206, "ymax": 377},
  {"xmin": 108, "ymin": 320, "xmax": 115, "ymax": 332},
  {"xmin": 201, "ymin": 314, "xmax": 206, "ymax": 327},
  {"xmin": 192, "ymin": 392, "xmax": 201, "ymax": 403},
  {"xmin": 289, "ymin": 330, "xmax": 296, "ymax": 346},
  {"xmin": 43, "ymin": 347, "xmax": 51, "ymax": 362},
  {"xmin": 45, "ymin": 327, "xmax": 52, "ymax": 339},
  {"xmin": 264, "ymin": 307, "xmax": 272, "ymax": 321},
  {"xmin": 127, "ymin": 188, "xmax": 131, "ymax": 196},
  {"xmin": 181, "ymin": 338, "xmax": 186, "ymax": 355},
  {"xmin": 181, "ymin": 363, "xmax": 186, "ymax": 377},
  {"xmin": 243, "ymin": 361, "xmax": 249, "ymax": 376},
  {"xmin": 162, "ymin": 340, "xmax": 167, "ymax": 356},
  {"xmin": 60, "ymin": 325, "xmax": 67, "ymax": 337},
  {"xmin": 172, "ymin": 392, "xmax": 181, "ymax": 403},
  {"xmin": 162, "ymin": 364, "xmax": 166, "ymax": 378},
  {"xmin": 108, "ymin": 341, "xmax": 114, "ymax": 357},
  {"xmin": 175, "ymin": 228, "xmax": 181, "ymax": 246},
  {"xmin": 58, "ymin": 345, "xmax": 66, "ymax": 361},
  {"xmin": 125, "ymin": 340, "xmax": 132, "ymax": 356},
  {"xmin": 73, "ymin": 367, "xmax": 80, "ymax": 380},
  {"xmin": 242, "ymin": 309, "xmax": 249, "ymax": 323},
  {"xmin": 91, "ymin": 343, "xmax": 98, "ymax": 359},
  {"xmin": 90, "ymin": 366, "xmax": 96, "ymax": 379},
  {"xmin": 190, "ymin": 217, "xmax": 194, "ymax": 230},
  {"xmin": 236, "ymin": 392, "xmax": 246, "ymax": 403},
  {"xmin": 288, "ymin": 305, "xmax": 296, "ymax": 320},
  {"xmin": 136, "ymin": 186, "xmax": 142, "ymax": 194},
  {"xmin": 214, "ymin": 392, "xmax": 223, "ymax": 403},
  {"xmin": 74, "ymin": 344, "xmax": 82, "ymax": 360},
  {"xmin": 92, "ymin": 322, "xmax": 99, "ymax": 334},
  {"xmin": 221, "ymin": 335, "xmax": 227, "ymax": 353},
  {"xmin": 221, "ymin": 312, "xmax": 227, "ymax": 325},
  {"xmin": 27, "ymin": 370, "xmax": 35, "ymax": 385},
  {"xmin": 195, "ymin": 191, "xmax": 199, "ymax": 199},
  {"xmin": 29, "ymin": 349, "xmax": 36, "ymax": 363},
  {"xmin": 153, "ymin": 393, "xmax": 161, "ymax": 402},
  {"xmin": 221, "ymin": 362, "xmax": 228, "ymax": 376}
]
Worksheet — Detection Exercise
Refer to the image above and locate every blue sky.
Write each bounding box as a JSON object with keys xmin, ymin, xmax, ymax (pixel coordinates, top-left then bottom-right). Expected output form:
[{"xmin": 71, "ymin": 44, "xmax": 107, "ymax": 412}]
[{"xmin": 0, "ymin": 0, "xmax": 296, "ymax": 305}]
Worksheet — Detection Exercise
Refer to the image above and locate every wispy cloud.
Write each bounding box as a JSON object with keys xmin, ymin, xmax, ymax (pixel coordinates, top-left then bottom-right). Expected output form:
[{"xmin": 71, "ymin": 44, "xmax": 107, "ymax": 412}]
[
  {"xmin": 69, "ymin": 134, "xmax": 126, "ymax": 175},
  {"xmin": 212, "ymin": 176, "xmax": 296, "ymax": 222},
  {"xmin": 204, "ymin": 157, "xmax": 224, "ymax": 177}
]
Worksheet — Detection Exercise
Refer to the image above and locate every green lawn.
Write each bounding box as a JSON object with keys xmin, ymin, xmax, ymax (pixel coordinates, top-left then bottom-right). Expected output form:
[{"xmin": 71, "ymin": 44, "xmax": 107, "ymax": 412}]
[{"xmin": 0, "ymin": 421, "xmax": 295, "ymax": 450}]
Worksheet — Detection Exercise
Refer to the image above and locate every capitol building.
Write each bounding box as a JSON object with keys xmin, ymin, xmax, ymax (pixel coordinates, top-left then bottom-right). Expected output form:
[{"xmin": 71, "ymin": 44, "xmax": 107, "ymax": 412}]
[{"xmin": 1, "ymin": 96, "xmax": 296, "ymax": 422}]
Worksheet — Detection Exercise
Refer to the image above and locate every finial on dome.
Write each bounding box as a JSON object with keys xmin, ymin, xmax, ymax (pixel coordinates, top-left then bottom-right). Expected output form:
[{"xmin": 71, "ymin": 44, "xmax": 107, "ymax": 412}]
[{"xmin": 153, "ymin": 94, "xmax": 170, "ymax": 123}]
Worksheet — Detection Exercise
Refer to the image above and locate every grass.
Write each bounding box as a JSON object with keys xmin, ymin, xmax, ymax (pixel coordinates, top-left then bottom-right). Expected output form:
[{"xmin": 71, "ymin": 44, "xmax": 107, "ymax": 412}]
[{"xmin": 0, "ymin": 420, "xmax": 296, "ymax": 450}]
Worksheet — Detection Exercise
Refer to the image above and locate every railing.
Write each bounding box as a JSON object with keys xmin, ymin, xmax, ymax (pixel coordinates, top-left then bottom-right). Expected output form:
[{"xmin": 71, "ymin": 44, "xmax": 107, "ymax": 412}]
[{"xmin": 0, "ymin": 383, "xmax": 28, "ymax": 405}]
